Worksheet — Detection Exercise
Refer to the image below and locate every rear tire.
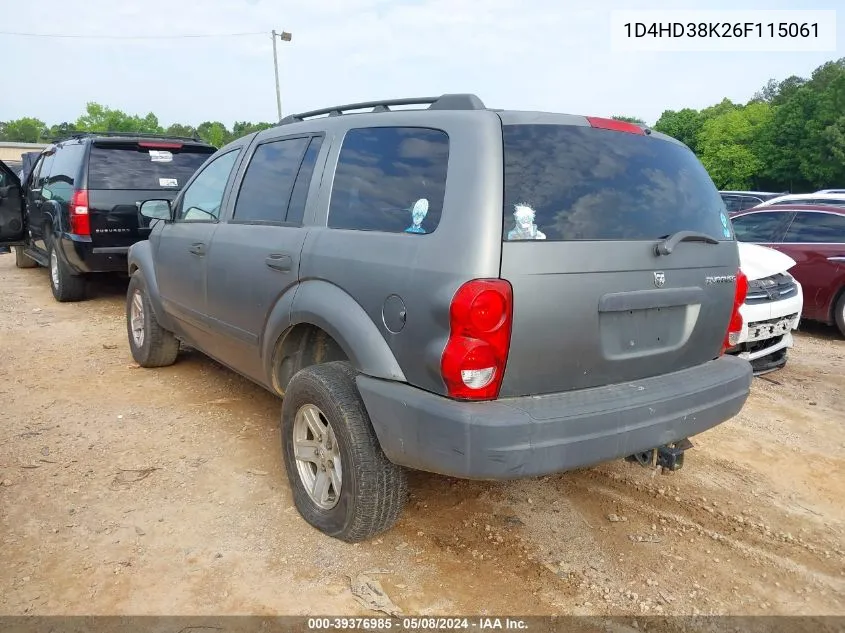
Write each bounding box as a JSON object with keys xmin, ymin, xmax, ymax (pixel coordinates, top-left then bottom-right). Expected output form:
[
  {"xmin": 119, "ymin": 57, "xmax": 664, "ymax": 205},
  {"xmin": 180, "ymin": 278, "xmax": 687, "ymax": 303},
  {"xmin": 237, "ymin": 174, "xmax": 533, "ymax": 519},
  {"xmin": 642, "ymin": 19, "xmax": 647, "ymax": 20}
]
[
  {"xmin": 48, "ymin": 238, "xmax": 86, "ymax": 302},
  {"xmin": 14, "ymin": 246, "xmax": 37, "ymax": 269},
  {"xmin": 126, "ymin": 272, "xmax": 180, "ymax": 367},
  {"xmin": 835, "ymin": 291, "xmax": 845, "ymax": 338},
  {"xmin": 281, "ymin": 361, "xmax": 407, "ymax": 542}
]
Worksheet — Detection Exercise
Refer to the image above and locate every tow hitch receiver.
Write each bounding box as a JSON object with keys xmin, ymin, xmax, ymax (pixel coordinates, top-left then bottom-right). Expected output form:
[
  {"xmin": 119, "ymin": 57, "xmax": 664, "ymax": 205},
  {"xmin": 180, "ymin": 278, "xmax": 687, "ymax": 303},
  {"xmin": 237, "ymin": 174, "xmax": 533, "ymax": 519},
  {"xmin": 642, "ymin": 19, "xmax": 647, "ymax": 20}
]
[{"xmin": 626, "ymin": 439, "xmax": 693, "ymax": 472}]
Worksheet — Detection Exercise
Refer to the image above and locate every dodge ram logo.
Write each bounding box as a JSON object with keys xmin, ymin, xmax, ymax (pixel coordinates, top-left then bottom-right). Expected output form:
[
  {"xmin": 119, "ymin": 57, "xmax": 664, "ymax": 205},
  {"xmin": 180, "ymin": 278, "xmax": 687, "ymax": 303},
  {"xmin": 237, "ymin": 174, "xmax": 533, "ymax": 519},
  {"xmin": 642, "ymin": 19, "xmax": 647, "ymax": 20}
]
[{"xmin": 653, "ymin": 271, "xmax": 666, "ymax": 288}]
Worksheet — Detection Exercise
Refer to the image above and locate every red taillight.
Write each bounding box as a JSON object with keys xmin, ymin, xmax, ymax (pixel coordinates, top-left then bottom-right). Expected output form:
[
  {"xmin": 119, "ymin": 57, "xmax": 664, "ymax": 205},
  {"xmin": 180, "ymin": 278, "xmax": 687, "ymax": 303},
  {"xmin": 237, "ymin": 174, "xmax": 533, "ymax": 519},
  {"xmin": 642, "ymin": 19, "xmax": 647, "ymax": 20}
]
[
  {"xmin": 69, "ymin": 189, "xmax": 90, "ymax": 236},
  {"xmin": 441, "ymin": 279, "xmax": 513, "ymax": 400},
  {"xmin": 138, "ymin": 141, "xmax": 183, "ymax": 149},
  {"xmin": 721, "ymin": 269, "xmax": 748, "ymax": 354},
  {"xmin": 586, "ymin": 116, "xmax": 645, "ymax": 135}
]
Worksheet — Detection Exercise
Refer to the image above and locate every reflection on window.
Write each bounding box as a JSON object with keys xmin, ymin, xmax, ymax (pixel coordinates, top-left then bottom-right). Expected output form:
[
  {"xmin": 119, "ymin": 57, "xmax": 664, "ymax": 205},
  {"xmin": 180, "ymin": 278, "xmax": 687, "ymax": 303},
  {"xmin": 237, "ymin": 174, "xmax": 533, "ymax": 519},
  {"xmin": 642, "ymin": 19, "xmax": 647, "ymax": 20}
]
[
  {"xmin": 328, "ymin": 127, "xmax": 449, "ymax": 235},
  {"xmin": 730, "ymin": 212, "xmax": 790, "ymax": 243},
  {"xmin": 784, "ymin": 212, "xmax": 845, "ymax": 243},
  {"xmin": 234, "ymin": 137, "xmax": 310, "ymax": 223},
  {"xmin": 502, "ymin": 125, "xmax": 727, "ymax": 242},
  {"xmin": 178, "ymin": 150, "xmax": 240, "ymax": 222},
  {"xmin": 88, "ymin": 145, "xmax": 214, "ymax": 191}
]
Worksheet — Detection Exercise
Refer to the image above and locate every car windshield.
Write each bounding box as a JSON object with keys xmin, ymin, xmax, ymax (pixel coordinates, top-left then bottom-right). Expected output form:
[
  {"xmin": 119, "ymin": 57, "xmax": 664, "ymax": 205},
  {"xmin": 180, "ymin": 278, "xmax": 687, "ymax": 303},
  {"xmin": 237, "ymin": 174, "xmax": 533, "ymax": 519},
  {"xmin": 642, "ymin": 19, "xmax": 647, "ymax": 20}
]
[{"xmin": 502, "ymin": 124, "xmax": 729, "ymax": 242}]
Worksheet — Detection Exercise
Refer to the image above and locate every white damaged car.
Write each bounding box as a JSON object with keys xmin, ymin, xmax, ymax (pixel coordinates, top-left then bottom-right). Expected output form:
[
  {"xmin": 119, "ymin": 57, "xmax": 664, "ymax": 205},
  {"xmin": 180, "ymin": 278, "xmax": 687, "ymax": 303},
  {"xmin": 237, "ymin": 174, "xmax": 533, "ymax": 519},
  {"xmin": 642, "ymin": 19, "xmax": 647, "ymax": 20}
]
[{"xmin": 728, "ymin": 243, "xmax": 803, "ymax": 374}]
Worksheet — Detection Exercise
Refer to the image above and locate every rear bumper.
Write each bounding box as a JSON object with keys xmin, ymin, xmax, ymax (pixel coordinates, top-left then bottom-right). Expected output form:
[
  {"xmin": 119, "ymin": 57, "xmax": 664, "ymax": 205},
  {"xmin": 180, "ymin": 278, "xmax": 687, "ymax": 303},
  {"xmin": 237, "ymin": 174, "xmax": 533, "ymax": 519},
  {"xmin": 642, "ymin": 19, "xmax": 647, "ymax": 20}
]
[
  {"xmin": 59, "ymin": 233, "xmax": 129, "ymax": 274},
  {"xmin": 357, "ymin": 355, "xmax": 752, "ymax": 480}
]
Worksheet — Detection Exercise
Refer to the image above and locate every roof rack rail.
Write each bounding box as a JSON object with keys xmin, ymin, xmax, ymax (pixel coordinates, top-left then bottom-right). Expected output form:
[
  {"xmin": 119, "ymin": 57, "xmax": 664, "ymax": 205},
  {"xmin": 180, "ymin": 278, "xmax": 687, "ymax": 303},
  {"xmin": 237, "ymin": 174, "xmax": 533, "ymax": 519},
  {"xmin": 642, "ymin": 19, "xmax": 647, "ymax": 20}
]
[
  {"xmin": 279, "ymin": 93, "xmax": 486, "ymax": 125},
  {"xmin": 53, "ymin": 131, "xmax": 205, "ymax": 143}
]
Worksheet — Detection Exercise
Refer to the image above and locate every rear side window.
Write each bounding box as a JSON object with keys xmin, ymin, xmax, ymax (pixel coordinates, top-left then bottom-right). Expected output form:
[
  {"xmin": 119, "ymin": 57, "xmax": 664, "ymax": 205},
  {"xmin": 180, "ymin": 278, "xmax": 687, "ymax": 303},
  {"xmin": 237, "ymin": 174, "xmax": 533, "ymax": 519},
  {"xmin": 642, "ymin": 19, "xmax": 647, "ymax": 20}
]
[
  {"xmin": 87, "ymin": 143, "xmax": 215, "ymax": 190},
  {"xmin": 43, "ymin": 144, "xmax": 85, "ymax": 203},
  {"xmin": 502, "ymin": 125, "xmax": 728, "ymax": 241},
  {"xmin": 328, "ymin": 127, "xmax": 449, "ymax": 234},
  {"xmin": 731, "ymin": 212, "xmax": 792, "ymax": 243},
  {"xmin": 721, "ymin": 196, "xmax": 742, "ymax": 214},
  {"xmin": 741, "ymin": 196, "xmax": 763, "ymax": 210},
  {"xmin": 234, "ymin": 137, "xmax": 310, "ymax": 224},
  {"xmin": 784, "ymin": 212, "xmax": 845, "ymax": 243}
]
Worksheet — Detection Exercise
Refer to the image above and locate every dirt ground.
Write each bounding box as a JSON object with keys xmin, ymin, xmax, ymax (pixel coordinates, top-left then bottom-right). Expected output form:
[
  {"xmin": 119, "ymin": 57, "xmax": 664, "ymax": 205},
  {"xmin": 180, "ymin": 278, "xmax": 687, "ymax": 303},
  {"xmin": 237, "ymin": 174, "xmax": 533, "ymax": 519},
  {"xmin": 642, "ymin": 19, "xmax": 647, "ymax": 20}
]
[{"xmin": 1, "ymin": 255, "xmax": 843, "ymax": 618}]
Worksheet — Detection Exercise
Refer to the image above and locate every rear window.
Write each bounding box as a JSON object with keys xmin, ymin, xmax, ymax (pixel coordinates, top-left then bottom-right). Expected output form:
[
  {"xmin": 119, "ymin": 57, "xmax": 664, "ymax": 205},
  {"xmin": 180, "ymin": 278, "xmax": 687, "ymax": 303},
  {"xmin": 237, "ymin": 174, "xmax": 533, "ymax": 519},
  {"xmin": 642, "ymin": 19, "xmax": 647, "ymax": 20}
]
[
  {"xmin": 502, "ymin": 125, "xmax": 729, "ymax": 242},
  {"xmin": 87, "ymin": 143, "xmax": 215, "ymax": 190}
]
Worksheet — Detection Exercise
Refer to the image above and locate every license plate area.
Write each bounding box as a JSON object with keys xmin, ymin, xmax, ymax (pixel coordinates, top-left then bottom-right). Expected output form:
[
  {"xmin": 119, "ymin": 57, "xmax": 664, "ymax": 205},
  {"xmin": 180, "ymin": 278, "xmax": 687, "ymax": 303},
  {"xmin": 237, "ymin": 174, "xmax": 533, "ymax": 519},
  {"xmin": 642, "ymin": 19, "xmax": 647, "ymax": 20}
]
[{"xmin": 746, "ymin": 315, "xmax": 797, "ymax": 342}]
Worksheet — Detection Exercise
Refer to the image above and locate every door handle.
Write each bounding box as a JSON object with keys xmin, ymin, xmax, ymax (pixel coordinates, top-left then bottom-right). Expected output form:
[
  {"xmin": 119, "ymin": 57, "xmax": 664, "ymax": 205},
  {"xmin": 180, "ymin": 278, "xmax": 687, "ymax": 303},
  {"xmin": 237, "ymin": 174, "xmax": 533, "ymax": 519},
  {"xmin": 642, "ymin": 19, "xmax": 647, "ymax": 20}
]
[
  {"xmin": 265, "ymin": 253, "xmax": 292, "ymax": 272},
  {"xmin": 189, "ymin": 243, "xmax": 206, "ymax": 256},
  {"xmin": 827, "ymin": 256, "xmax": 845, "ymax": 262}
]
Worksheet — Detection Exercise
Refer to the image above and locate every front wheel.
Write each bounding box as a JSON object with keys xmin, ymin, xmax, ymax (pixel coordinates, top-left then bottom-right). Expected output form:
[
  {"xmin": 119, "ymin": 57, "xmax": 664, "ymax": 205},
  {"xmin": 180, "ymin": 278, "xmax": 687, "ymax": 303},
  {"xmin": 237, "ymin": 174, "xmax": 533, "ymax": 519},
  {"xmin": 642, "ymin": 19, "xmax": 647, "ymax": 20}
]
[
  {"xmin": 126, "ymin": 273, "xmax": 180, "ymax": 367},
  {"xmin": 835, "ymin": 291, "xmax": 845, "ymax": 338},
  {"xmin": 281, "ymin": 361, "xmax": 407, "ymax": 542}
]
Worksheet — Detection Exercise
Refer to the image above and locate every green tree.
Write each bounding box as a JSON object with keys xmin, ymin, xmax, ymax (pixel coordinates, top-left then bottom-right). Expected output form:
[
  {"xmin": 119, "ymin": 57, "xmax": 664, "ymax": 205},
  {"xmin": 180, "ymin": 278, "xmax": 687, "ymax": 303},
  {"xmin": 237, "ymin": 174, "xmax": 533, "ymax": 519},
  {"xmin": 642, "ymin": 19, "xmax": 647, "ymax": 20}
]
[
  {"xmin": 231, "ymin": 121, "xmax": 274, "ymax": 140},
  {"xmin": 697, "ymin": 102, "xmax": 773, "ymax": 189},
  {"xmin": 75, "ymin": 102, "xmax": 164, "ymax": 134},
  {"xmin": 47, "ymin": 122, "xmax": 79, "ymax": 140},
  {"xmin": 196, "ymin": 121, "xmax": 231, "ymax": 147},
  {"xmin": 0, "ymin": 117, "xmax": 48, "ymax": 143},
  {"xmin": 653, "ymin": 108, "xmax": 704, "ymax": 152},
  {"xmin": 165, "ymin": 123, "xmax": 198, "ymax": 138}
]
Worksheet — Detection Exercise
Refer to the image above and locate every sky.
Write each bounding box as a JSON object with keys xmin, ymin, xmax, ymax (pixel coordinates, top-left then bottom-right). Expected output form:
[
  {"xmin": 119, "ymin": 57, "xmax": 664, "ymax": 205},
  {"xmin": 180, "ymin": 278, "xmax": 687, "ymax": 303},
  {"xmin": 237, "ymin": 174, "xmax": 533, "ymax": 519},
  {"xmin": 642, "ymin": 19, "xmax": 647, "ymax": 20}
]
[{"xmin": 0, "ymin": 0, "xmax": 842, "ymax": 128}]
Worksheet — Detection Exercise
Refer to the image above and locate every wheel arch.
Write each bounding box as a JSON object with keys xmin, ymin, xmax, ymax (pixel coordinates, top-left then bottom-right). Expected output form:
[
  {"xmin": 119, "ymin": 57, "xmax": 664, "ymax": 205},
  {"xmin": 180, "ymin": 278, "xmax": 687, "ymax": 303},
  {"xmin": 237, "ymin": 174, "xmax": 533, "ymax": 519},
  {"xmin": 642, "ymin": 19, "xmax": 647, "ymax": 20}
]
[
  {"xmin": 127, "ymin": 241, "xmax": 175, "ymax": 331},
  {"xmin": 262, "ymin": 280, "xmax": 406, "ymax": 395}
]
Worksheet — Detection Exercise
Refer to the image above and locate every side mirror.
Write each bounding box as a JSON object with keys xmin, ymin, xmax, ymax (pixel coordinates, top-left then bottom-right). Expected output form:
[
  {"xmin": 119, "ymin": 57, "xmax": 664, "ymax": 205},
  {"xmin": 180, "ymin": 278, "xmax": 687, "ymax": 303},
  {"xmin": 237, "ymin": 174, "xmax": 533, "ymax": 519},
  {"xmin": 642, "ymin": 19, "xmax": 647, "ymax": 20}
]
[{"xmin": 139, "ymin": 199, "xmax": 172, "ymax": 221}]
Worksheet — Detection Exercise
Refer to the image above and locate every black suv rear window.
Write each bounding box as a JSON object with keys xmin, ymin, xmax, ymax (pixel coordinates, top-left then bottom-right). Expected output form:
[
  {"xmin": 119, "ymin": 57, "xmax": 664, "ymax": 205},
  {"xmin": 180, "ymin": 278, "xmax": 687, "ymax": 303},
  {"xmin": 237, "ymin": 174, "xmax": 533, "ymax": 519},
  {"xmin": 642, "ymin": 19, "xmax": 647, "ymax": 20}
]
[
  {"xmin": 88, "ymin": 143, "xmax": 214, "ymax": 191},
  {"xmin": 502, "ymin": 125, "xmax": 729, "ymax": 242}
]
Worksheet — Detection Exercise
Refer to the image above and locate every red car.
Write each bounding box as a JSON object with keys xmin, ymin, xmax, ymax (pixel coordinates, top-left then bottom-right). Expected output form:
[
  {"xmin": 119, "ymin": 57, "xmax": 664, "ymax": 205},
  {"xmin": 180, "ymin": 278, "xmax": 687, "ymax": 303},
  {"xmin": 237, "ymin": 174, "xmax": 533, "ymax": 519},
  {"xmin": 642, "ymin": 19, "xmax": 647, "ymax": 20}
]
[{"xmin": 730, "ymin": 205, "xmax": 845, "ymax": 336}]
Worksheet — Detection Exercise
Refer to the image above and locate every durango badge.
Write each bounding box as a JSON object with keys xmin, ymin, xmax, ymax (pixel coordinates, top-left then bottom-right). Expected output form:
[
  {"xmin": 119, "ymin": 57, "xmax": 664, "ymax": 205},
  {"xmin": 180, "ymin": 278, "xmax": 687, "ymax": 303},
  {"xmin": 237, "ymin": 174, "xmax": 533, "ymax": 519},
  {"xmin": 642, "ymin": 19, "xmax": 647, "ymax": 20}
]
[{"xmin": 653, "ymin": 271, "xmax": 666, "ymax": 288}]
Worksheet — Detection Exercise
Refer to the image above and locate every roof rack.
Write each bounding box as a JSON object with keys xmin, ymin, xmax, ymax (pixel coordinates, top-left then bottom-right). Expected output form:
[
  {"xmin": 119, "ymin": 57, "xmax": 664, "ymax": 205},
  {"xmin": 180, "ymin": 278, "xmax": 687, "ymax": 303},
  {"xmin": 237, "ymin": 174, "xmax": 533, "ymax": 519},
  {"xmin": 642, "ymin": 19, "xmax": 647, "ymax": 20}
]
[
  {"xmin": 53, "ymin": 131, "xmax": 205, "ymax": 143},
  {"xmin": 279, "ymin": 93, "xmax": 486, "ymax": 125}
]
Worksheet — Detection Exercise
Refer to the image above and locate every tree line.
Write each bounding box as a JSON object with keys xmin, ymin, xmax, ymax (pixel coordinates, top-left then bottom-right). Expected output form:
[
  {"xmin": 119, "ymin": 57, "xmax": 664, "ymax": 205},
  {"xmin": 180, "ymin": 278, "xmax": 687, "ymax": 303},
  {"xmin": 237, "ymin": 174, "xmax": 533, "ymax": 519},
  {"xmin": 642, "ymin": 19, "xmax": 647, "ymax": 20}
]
[
  {"xmin": 647, "ymin": 57, "xmax": 845, "ymax": 192},
  {"xmin": 0, "ymin": 102, "xmax": 275, "ymax": 152},
  {"xmin": 2, "ymin": 57, "xmax": 844, "ymax": 192}
]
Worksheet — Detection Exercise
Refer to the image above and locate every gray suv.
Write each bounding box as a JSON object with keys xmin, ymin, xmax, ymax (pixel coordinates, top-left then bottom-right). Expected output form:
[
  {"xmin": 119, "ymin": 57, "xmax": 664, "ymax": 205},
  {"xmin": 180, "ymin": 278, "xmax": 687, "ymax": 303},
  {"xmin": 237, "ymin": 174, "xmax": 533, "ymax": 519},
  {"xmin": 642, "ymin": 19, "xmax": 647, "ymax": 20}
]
[{"xmin": 126, "ymin": 94, "xmax": 753, "ymax": 542}]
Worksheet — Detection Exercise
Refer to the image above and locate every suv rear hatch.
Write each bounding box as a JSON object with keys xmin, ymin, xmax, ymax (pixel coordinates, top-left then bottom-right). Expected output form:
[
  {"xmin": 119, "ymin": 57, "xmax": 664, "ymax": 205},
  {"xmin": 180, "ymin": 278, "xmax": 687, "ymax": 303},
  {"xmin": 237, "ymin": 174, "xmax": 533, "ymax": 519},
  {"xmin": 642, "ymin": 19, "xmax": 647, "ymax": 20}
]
[
  {"xmin": 86, "ymin": 139, "xmax": 215, "ymax": 247},
  {"xmin": 497, "ymin": 115, "xmax": 739, "ymax": 397}
]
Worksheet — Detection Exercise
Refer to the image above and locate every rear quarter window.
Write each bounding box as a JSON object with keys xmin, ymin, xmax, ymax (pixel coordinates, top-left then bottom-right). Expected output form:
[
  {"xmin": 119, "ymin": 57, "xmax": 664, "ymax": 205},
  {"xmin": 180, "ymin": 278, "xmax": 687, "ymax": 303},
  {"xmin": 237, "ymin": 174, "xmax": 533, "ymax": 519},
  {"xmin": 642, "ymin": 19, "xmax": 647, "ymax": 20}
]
[
  {"xmin": 731, "ymin": 211, "xmax": 792, "ymax": 243},
  {"xmin": 502, "ymin": 124, "xmax": 728, "ymax": 242},
  {"xmin": 328, "ymin": 127, "xmax": 449, "ymax": 235},
  {"xmin": 783, "ymin": 212, "xmax": 845, "ymax": 243},
  {"xmin": 87, "ymin": 143, "xmax": 214, "ymax": 191}
]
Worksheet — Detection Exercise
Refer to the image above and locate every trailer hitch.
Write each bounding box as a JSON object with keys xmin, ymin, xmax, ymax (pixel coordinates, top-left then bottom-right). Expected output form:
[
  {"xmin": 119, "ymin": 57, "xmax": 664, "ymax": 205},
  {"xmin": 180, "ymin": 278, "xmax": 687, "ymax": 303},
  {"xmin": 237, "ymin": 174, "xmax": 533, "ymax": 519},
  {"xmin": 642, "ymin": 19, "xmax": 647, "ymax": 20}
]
[{"xmin": 626, "ymin": 439, "xmax": 693, "ymax": 472}]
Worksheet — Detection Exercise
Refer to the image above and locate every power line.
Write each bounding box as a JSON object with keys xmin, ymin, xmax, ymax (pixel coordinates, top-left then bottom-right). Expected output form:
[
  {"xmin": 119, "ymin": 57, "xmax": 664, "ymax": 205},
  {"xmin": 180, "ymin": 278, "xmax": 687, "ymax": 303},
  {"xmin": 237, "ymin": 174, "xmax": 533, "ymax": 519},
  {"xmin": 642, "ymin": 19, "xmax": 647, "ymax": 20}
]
[{"xmin": 0, "ymin": 30, "xmax": 266, "ymax": 40}]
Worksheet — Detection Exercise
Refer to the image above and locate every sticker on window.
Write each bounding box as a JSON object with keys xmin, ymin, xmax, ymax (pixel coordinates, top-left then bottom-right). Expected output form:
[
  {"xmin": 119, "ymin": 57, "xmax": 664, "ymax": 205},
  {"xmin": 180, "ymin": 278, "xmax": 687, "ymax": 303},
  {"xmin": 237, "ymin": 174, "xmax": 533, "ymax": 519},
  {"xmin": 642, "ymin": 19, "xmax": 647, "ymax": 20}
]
[
  {"xmin": 507, "ymin": 203, "xmax": 546, "ymax": 240},
  {"xmin": 159, "ymin": 178, "xmax": 178, "ymax": 188},
  {"xmin": 720, "ymin": 211, "xmax": 731, "ymax": 238},
  {"xmin": 149, "ymin": 150, "xmax": 173, "ymax": 163},
  {"xmin": 405, "ymin": 198, "xmax": 429, "ymax": 234}
]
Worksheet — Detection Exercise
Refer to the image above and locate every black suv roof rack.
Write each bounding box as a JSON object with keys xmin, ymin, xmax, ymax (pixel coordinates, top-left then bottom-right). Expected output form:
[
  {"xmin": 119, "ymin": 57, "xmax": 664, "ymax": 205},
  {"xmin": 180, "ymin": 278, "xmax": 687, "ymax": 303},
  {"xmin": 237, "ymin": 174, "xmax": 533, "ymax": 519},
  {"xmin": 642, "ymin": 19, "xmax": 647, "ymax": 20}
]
[
  {"xmin": 279, "ymin": 93, "xmax": 486, "ymax": 125},
  {"xmin": 53, "ymin": 131, "xmax": 205, "ymax": 143}
]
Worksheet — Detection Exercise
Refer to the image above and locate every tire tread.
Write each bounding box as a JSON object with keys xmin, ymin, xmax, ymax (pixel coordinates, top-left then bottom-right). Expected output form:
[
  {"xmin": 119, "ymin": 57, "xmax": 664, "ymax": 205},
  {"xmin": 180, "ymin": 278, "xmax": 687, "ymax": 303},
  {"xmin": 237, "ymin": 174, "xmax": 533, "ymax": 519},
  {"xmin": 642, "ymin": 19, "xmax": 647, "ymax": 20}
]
[
  {"xmin": 127, "ymin": 273, "xmax": 179, "ymax": 367},
  {"xmin": 282, "ymin": 361, "xmax": 407, "ymax": 542}
]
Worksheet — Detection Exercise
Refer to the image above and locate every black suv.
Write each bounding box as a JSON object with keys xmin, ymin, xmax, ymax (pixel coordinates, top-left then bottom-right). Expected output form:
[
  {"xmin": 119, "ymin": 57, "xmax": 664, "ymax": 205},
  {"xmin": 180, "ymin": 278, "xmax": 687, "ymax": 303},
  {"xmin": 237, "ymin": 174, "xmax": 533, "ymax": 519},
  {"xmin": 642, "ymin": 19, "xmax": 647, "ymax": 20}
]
[{"xmin": 0, "ymin": 133, "xmax": 216, "ymax": 301}]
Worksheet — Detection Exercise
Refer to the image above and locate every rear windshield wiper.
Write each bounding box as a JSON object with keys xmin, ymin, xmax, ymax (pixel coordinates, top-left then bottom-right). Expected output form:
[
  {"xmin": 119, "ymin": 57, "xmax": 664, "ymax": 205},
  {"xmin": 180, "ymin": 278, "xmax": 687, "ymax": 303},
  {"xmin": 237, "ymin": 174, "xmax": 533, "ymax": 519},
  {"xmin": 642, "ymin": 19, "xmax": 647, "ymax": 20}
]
[{"xmin": 654, "ymin": 230, "xmax": 719, "ymax": 256}]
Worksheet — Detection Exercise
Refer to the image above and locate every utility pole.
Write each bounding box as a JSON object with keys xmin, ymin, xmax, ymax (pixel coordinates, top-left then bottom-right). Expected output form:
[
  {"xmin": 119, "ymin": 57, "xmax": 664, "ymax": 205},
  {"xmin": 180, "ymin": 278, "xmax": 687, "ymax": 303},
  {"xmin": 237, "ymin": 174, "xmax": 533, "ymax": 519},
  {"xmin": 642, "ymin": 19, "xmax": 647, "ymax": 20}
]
[{"xmin": 271, "ymin": 30, "xmax": 292, "ymax": 121}]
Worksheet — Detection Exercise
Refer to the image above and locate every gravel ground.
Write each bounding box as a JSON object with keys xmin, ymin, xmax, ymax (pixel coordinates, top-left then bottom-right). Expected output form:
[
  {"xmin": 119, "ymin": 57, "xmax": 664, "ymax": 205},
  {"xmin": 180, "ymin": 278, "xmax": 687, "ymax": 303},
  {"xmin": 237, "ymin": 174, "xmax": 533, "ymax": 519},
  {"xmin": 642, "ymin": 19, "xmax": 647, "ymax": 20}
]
[{"xmin": 1, "ymin": 256, "xmax": 843, "ymax": 617}]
